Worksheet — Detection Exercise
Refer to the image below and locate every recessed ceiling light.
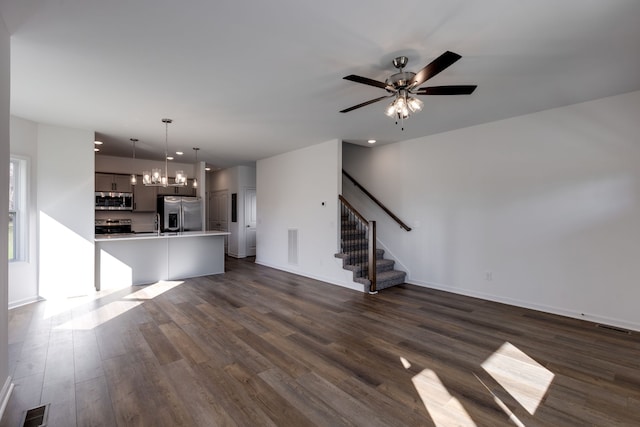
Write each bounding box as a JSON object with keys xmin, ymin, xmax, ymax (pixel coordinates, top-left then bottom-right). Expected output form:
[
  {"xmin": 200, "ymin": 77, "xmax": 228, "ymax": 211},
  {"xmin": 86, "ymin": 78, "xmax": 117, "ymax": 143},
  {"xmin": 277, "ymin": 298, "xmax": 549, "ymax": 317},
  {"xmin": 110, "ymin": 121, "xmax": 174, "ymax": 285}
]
[
  {"xmin": 205, "ymin": 167, "xmax": 211, "ymax": 171},
  {"xmin": 94, "ymin": 140, "xmax": 103, "ymax": 145},
  {"xmin": 166, "ymin": 156, "xmax": 174, "ymax": 160},
  {"xmin": 368, "ymin": 139, "xmax": 376, "ymax": 144},
  {"xmin": 176, "ymin": 151, "xmax": 183, "ymax": 155},
  {"xmin": 94, "ymin": 148, "xmax": 100, "ymax": 152}
]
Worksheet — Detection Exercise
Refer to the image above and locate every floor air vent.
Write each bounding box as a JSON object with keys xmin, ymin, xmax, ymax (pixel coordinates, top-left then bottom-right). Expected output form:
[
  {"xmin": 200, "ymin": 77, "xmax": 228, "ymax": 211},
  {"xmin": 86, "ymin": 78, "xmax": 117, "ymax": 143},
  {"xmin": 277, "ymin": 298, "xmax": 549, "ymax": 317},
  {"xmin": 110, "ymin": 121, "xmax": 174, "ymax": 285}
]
[
  {"xmin": 596, "ymin": 324, "xmax": 632, "ymax": 334},
  {"xmin": 21, "ymin": 404, "xmax": 49, "ymax": 427}
]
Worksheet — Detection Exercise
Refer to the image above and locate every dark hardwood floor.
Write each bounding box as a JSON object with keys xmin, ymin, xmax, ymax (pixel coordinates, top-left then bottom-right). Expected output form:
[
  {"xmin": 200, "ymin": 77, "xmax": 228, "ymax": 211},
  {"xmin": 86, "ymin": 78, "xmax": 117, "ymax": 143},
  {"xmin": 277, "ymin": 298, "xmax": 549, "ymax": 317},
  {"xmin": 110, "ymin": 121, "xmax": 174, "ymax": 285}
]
[{"xmin": 2, "ymin": 257, "xmax": 640, "ymax": 426}]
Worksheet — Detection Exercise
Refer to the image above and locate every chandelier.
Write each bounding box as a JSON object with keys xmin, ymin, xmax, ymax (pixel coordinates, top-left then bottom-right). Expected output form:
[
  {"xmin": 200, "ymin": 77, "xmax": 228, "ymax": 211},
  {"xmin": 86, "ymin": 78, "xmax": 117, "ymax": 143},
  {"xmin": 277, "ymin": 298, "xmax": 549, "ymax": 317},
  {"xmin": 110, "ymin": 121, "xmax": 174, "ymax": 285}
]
[{"xmin": 143, "ymin": 118, "xmax": 187, "ymax": 187}]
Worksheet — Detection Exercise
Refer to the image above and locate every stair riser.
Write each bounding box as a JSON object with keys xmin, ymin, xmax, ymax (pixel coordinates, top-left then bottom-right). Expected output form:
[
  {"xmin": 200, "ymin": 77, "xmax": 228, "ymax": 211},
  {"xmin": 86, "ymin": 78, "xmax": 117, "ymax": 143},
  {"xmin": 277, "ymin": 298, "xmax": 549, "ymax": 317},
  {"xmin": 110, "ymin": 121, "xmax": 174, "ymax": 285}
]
[{"xmin": 343, "ymin": 253, "xmax": 384, "ymax": 264}]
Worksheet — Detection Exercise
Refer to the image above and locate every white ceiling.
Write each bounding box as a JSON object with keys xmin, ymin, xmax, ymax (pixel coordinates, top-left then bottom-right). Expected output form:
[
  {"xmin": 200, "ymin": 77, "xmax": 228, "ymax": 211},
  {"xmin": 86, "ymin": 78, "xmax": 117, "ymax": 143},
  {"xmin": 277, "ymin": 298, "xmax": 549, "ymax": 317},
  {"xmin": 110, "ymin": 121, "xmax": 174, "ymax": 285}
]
[{"xmin": 2, "ymin": 0, "xmax": 640, "ymax": 169}]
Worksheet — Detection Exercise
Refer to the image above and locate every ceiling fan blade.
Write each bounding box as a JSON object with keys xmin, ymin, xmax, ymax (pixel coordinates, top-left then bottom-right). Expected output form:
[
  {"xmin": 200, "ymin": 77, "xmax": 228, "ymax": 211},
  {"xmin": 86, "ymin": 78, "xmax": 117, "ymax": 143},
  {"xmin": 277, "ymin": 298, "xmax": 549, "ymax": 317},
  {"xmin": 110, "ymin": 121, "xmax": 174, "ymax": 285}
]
[
  {"xmin": 415, "ymin": 85, "xmax": 477, "ymax": 95},
  {"xmin": 340, "ymin": 95, "xmax": 393, "ymax": 113},
  {"xmin": 343, "ymin": 74, "xmax": 390, "ymax": 90},
  {"xmin": 409, "ymin": 51, "xmax": 462, "ymax": 88}
]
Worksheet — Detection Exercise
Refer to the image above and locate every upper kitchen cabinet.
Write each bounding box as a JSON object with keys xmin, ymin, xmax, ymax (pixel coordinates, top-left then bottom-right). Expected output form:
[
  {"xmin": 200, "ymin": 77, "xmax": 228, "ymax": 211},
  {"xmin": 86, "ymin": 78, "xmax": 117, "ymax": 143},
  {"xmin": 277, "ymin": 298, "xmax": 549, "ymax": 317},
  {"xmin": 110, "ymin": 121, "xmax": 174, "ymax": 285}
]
[
  {"xmin": 157, "ymin": 180, "xmax": 196, "ymax": 196},
  {"xmin": 96, "ymin": 173, "xmax": 133, "ymax": 193},
  {"xmin": 132, "ymin": 177, "xmax": 157, "ymax": 212}
]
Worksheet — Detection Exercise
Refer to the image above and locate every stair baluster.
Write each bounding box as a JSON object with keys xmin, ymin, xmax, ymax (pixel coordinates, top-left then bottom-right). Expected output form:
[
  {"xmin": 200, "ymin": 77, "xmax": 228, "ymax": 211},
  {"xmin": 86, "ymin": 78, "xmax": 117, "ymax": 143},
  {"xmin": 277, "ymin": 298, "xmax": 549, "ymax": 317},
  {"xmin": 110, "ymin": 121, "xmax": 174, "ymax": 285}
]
[
  {"xmin": 336, "ymin": 195, "xmax": 406, "ymax": 293},
  {"xmin": 338, "ymin": 195, "xmax": 377, "ymax": 293}
]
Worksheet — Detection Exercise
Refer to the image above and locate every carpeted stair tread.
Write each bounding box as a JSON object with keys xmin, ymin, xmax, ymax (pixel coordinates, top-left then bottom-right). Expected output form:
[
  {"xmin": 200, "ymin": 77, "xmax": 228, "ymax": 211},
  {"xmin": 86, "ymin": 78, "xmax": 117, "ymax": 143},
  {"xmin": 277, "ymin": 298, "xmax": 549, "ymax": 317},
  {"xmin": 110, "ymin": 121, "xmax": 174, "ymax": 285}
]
[
  {"xmin": 338, "ymin": 258, "xmax": 395, "ymax": 276},
  {"xmin": 337, "ymin": 216, "xmax": 406, "ymax": 291},
  {"xmin": 335, "ymin": 249, "xmax": 385, "ymax": 264},
  {"xmin": 354, "ymin": 270, "xmax": 406, "ymax": 290}
]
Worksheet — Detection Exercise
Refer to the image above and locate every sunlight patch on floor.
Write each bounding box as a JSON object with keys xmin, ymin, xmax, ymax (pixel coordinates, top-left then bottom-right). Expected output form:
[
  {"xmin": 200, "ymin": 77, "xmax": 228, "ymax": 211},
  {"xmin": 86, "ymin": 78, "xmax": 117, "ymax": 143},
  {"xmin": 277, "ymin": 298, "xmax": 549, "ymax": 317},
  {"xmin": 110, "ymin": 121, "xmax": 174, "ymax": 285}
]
[
  {"xmin": 54, "ymin": 280, "xmax": 184, "ymax": 330},
  {"xmin": 409, "ymin": 364, "xmax": 476, "ymax": 427},
  {"xmin": 123, "ymin": 280, "xmax": 184, "ymax": 300},
  {"xmin": 42, "ymin": 286, "xmax": 126, "ymax": 320},
  {"xmin": 481, "ymin": 341, "xmax": 554, "ymax": 415},
  {"xmin": 54, "ymin": 300, "xmax": 143, "ymax": 330},
  {"xmin": 474, "ymin": 373, "xmax": 525, "ymax": 427}
]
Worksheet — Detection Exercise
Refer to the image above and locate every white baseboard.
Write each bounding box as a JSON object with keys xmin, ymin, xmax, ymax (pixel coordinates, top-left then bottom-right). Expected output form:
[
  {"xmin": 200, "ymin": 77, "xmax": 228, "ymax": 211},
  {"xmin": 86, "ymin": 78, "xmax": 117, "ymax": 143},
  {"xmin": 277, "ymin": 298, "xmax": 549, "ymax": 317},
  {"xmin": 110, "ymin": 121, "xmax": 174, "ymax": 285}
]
[
  {"xmin": 0, "ymin": 377, "xmax": 14, "ymax": 421},
  {"xmin": 254, "ymin": 259, "xmax": 364, "ymax": 292},
  {"xmin": 8, "ymin": 296, "xmax": 42, "ymax": 310},
  {"xmin": 406, "ymin": 279, "xmax": 640, "ymax": 332}
]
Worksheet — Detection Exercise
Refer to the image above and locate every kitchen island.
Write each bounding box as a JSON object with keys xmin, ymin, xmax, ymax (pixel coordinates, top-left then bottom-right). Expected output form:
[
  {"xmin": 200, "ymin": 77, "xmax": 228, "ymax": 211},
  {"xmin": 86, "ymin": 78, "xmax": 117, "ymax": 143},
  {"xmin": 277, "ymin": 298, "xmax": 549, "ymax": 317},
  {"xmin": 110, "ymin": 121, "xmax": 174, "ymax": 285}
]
[{"xmin": 95, "ymin": 231, "xmax": 230, "ymax": 290}]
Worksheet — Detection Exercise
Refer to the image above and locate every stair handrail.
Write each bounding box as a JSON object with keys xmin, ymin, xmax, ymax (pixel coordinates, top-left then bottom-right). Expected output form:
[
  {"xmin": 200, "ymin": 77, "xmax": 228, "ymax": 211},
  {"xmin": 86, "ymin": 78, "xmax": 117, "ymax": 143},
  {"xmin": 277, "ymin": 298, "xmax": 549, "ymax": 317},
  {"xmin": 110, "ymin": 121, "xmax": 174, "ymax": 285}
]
[
  {"xmin": 339, "ymin": 194, "xmax": 367, "ymax": 224},
  {"xmin": 339, "ymin": 195, "xmax": 377, "ymax": 293},
  {"xmin": 342, "ymin": 169, "xmax": 412, "ymax": 231}
]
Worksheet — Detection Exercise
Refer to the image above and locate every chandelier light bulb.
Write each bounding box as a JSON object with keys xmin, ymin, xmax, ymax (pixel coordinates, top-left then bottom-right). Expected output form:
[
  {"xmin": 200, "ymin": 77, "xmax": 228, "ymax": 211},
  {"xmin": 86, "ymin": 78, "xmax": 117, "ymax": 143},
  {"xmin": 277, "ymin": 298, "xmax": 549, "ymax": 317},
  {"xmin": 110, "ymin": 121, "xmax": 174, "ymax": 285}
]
[{"xmin": 175, "ymin": 170, "xmax": 186, "ymax": 185}]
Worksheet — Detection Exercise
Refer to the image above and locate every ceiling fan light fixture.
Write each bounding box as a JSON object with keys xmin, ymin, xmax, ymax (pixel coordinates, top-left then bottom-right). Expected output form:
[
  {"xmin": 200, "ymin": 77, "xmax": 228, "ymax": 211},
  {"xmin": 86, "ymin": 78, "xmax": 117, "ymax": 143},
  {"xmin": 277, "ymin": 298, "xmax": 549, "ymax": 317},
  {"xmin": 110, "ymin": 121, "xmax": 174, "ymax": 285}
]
[
  {"xmin": 407, "ymin": 96, "xmax": 423, "ymax": 113},
  {"xmin": 385, "ymin": 101, "xmax": 397, "ymax": 117},
  {"xmin": 340, "ymin": 51, "xmax": 475, "ymax": 129}
]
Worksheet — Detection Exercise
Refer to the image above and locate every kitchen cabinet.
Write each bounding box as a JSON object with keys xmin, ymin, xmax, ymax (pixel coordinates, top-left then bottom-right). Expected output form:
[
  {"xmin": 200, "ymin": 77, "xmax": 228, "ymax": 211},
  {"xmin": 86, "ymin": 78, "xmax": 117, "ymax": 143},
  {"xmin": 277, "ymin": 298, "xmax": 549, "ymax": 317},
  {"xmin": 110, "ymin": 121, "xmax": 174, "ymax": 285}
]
[
  {"xmin": 133, "ymin": 177, "xmax": 157, "ymax": 212},
  {"xmin": 95, "ymin": 231, "xmax": 229, "ymax": 289},
  {"xmin": 177, "ymin": 180, "xmax": 197, "ymax": 196},
  {"xmin": 157, "ymin": 180, "xmax": 196, "ymax": 196},
  {"xmin": 96, "ymin": 173, "xmax": 132, "ymax": 192}
]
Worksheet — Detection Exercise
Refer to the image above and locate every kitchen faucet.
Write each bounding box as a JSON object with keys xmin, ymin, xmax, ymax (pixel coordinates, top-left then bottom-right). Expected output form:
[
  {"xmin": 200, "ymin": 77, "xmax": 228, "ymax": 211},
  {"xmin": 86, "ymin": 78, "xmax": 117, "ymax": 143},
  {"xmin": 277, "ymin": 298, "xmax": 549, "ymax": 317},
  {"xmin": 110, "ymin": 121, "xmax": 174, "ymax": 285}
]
[{"xmin": 154, "ymin": 213, "xmax": 161, "ymax": 236}]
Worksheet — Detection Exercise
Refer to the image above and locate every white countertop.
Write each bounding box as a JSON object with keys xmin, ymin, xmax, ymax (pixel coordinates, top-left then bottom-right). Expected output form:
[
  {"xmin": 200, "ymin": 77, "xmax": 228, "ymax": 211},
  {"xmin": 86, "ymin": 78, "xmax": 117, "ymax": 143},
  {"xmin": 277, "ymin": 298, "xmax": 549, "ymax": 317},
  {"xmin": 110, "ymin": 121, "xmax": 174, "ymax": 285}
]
[{"xmin": 95, "ymin": 230, "xmax": 230, "ymax": 242}]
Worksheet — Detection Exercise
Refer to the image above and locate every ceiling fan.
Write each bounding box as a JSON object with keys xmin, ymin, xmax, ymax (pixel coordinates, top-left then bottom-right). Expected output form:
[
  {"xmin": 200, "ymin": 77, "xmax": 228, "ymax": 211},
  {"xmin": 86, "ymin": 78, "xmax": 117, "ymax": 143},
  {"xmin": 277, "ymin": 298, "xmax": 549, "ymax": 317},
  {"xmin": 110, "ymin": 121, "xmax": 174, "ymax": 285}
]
[{"xmin": 340, "ymin": 51, "xmax": 476, "ymax": 125}]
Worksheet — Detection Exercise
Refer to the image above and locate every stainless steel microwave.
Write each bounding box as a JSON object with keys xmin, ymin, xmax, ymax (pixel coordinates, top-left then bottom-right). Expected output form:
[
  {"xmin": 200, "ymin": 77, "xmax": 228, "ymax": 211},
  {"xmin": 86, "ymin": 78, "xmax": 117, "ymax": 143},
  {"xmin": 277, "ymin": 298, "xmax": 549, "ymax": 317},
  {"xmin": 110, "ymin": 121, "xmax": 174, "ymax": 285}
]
[{"xmin": 95, "ymin": 192, "xmax": 133, "ymax": 210}]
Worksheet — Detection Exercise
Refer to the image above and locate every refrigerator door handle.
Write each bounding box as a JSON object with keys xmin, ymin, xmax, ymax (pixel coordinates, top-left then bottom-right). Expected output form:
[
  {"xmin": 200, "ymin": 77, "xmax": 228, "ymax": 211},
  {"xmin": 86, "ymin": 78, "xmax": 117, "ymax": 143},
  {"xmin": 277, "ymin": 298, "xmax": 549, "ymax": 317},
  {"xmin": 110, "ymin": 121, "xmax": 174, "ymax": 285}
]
[{"xmin": 180, "ymin": 202, "xmax": 184, "ymax": 233}]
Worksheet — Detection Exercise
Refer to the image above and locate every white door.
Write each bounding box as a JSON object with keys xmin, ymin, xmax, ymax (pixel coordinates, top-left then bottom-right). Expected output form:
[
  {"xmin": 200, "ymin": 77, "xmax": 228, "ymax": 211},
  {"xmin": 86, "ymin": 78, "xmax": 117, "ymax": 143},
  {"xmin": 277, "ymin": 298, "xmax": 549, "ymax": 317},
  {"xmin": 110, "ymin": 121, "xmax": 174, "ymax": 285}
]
[{"xmin": 245, "ymin": 188, "xmax": 257, "ymax": 256}]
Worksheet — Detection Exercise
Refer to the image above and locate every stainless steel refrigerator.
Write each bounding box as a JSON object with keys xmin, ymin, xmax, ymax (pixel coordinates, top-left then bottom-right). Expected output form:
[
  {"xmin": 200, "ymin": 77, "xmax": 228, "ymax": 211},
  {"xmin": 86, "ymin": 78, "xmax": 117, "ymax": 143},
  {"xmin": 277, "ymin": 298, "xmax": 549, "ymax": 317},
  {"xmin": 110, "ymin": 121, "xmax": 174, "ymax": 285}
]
[{"xmin": 157, "ymin": 196, "xmax": 203, "ymax": 232}]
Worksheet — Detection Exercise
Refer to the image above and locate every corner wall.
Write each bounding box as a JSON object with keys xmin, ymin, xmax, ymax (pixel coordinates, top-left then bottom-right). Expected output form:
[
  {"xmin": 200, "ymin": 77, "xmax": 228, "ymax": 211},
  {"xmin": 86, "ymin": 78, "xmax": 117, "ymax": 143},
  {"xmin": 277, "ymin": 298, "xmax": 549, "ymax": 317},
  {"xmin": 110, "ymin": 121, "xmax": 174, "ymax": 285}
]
[
  {"xmin": 37, "ymin": 124, "xmax": 95, "ymax": 299},
  {"xmin": 256, "ymin": 139, "xmax": 358, "ymax": 290},
  {"xmin": 0, "ymin": 11, "xmax": 12, "ymax": 415},
  {"xmin": 343, "ymin": 90, "xmax": 640, "ymax": 331},
  {"xmin": 8, "ymin": 116, "xmax": 38, "ymax": 307}
]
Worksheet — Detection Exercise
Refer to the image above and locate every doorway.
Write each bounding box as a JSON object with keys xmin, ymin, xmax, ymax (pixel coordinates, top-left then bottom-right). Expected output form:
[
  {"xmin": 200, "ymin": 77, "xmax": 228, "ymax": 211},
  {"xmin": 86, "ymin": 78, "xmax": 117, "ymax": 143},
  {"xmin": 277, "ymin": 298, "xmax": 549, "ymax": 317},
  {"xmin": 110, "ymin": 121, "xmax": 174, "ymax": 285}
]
[
  {"xmin": 245, "ymin": 188, "xmax": 256, "ymax": 256},
  {"xmin": 209, "ymin": 189, "xmax": 228, "ymax": 253}
]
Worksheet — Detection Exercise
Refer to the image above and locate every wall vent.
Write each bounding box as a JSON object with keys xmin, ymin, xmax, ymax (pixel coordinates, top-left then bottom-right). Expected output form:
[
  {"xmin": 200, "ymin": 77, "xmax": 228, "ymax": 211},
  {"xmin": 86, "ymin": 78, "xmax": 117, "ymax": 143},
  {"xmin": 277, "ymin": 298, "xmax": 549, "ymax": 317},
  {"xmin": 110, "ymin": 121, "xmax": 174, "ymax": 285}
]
[
  {"xmin": 21, "ymin": 404, "xmax": 49, "ymax": 427},
  {"xmin": 288, "ymin": 229, "xmax": 298, "ymax": 265}
]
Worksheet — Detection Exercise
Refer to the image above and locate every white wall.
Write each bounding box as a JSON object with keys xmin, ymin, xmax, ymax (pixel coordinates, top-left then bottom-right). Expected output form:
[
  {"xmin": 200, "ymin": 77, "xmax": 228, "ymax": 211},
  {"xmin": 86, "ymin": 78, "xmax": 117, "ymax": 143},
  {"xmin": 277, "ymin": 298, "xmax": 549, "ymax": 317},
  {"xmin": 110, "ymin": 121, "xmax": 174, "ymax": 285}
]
[
  {"xmin": 0, "ymin": 12, "xmax": 12, "ymax": 416},
  {"xmin": 257, "ymin": 139, "xmax": 358, "ymax": 289},
  {"xmin": 343, "ymin": 90, "xmax": 640, "ymax": 331},
  {"xmin": 209, "ymin": 165, "xmax": 256, "ymax": 258},
  {"xmin": 8, "ymin": 117, "xmax": 38, "ymax": 307},
  {"xmin": 37, "ymin": 124, "xmax": 95, "ymax": 299}
]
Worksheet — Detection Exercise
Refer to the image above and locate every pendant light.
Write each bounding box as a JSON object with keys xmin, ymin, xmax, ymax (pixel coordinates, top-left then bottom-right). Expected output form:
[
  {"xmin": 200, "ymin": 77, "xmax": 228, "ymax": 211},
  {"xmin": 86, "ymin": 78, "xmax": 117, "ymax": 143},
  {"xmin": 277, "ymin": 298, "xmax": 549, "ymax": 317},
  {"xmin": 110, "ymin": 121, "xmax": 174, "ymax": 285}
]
[
  {"xmin": 130, "ymin": 138, "xmax": 138, "ymax": 185},
  {"xmin": 142, "ymin": 118, "xmax": 187, "ymax": 187},
  {"xmin": 192, "ymin": 147, "xmax": 199, "ymax": 188}
]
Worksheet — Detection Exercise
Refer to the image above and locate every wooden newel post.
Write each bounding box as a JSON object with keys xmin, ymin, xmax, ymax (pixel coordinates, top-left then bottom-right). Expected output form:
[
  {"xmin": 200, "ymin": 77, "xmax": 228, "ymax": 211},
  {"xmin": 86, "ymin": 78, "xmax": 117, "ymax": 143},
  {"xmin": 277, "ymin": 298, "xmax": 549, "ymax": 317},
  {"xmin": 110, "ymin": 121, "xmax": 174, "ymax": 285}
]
[{"xmin": 368, "ymin": 220, "xmax": 377, "ymax": 294}]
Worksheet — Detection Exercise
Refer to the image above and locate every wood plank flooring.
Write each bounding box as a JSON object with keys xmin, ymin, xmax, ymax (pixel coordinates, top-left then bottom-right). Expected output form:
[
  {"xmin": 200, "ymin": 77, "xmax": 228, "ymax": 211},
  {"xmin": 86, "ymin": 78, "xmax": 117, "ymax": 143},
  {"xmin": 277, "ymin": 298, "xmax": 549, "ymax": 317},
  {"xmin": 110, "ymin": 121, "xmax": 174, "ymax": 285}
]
[{"xmin": 2, "ymin": 257, "xmax": 640, "ymax": 426}]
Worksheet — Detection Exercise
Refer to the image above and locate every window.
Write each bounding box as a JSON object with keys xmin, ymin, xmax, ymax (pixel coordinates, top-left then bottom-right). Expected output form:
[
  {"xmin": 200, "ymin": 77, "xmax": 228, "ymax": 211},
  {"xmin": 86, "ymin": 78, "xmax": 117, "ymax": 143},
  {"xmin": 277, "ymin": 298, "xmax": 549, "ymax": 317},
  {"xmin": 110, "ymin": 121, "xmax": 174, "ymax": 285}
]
[{"xmin": 9, "ymin": 157, "xmax": 27, "ymax": 262}]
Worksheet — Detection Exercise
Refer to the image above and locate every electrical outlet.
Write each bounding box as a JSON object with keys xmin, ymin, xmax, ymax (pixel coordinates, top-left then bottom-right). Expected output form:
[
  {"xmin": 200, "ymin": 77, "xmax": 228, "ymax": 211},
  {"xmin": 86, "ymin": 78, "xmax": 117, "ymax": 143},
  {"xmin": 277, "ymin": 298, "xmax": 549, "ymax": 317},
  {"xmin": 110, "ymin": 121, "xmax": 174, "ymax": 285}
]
[{"xmin": 484, "ymin": 271, "xmax": 493, "ymax": 281}]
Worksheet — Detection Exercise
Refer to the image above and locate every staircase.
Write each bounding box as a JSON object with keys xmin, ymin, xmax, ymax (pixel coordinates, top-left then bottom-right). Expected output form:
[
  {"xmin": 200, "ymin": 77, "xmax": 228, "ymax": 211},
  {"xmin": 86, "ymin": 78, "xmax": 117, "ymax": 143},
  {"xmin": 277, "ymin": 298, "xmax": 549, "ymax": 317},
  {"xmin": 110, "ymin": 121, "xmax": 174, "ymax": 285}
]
[{"xmin": 335, "ymin": 214, "xmax": 406, "ymax": 292}]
